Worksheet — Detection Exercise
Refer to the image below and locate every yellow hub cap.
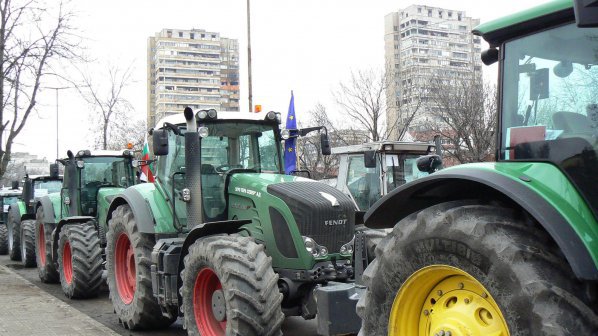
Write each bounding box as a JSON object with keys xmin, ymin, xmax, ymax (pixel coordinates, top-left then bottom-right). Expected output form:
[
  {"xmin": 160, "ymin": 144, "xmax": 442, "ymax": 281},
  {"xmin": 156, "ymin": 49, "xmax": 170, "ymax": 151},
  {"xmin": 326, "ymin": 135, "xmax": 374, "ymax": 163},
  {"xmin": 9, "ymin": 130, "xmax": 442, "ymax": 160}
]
[{"xmin": 388, "ymin": 265, "xmax": 509, "ymax": 336}]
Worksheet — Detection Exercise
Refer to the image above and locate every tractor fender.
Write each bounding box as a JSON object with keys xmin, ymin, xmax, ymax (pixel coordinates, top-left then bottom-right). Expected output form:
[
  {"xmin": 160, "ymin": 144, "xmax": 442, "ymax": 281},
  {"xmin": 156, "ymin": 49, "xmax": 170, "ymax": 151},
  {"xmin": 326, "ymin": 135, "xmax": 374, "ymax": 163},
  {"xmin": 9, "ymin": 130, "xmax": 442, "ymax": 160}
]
[
  {"xmin": 37, "ymin": 196, "xmax": 57, "ymax": 225},
  {"xmin": 364, "ymin": 167, "xmax": 598, "ymax": 280},
  {"xmin": 51, "ymin": 216, "xmax": 95, "ymax": 262},
  {"xmin": 176, "ymin": 219, "xmax": 251, "ymax": 289},
  {"xmin": 106, "ymin": 188, "xmax": 155, "ymax": 234}
]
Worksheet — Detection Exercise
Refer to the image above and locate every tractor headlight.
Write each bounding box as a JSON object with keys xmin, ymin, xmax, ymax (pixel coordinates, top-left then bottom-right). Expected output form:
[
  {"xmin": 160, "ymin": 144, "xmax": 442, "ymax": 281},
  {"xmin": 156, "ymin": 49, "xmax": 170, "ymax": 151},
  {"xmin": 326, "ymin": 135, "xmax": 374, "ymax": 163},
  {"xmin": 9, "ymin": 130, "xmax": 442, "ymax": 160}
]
[
  {"xmin": 340, "ymin": 237, "xmax": 354, "ymax": 256},
  {"xmin": 281, "ymin": 129, "xmax": 290, "ymax": 140},
  {"xmin": 302, "ymin": 236, "xmax": 328, "ymax": 258},
  {"xmin": 266, "ymin": 111, "xmax": 276, "ymax": 120},
  {"xmin": 76, "ymin": 160, "xmax": 85, "ymax": 168},
  {"xmin": 182, "ymin": 188, "xmax": 191, "ymax": 202},
  {"xmin": 198, "ymin": 127, "xmax": 209, "ymax": 138},
  {"xmin": 207, "ymin": 109, "xmax": 217, "ymax": 119},
  {"xmin": 197, "ymin": 110, "xmax": 208, "ymax": 119}
]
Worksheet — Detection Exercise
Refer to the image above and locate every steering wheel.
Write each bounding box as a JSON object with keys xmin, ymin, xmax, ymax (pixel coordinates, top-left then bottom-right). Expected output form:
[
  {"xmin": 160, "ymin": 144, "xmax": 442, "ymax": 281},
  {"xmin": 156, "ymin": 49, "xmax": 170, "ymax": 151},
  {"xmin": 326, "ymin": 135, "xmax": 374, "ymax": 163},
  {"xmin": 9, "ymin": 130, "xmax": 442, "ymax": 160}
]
[{"xmin": 215, "ymin": 164, "xmax": 244, "ymax": 173}]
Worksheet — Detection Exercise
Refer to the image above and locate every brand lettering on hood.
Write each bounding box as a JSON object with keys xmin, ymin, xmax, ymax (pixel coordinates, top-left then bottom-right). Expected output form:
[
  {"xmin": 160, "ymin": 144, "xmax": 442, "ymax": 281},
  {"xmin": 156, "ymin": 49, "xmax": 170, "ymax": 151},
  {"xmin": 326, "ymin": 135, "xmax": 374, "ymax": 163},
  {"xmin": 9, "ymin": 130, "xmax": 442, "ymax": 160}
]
[{"xmin": 324, "ymin": 219, "xmax": 347, "ymax": 226}]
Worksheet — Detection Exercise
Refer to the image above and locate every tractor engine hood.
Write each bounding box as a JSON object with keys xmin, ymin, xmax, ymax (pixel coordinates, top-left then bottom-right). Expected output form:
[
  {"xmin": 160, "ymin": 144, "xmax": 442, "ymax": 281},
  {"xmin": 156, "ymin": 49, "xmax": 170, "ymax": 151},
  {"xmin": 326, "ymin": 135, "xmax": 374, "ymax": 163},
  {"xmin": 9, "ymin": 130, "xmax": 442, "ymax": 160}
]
[{"xmin": 229, "ymin": 173, "xmax": 356, "ymax": 255}]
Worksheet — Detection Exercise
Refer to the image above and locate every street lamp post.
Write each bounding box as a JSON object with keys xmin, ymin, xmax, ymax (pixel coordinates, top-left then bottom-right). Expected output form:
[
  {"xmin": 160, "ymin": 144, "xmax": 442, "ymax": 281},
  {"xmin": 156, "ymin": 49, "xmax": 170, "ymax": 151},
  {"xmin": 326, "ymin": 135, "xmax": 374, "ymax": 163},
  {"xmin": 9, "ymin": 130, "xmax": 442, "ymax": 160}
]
[{"xmin": 46, "ymin": 87, "xmax": 70, "ymax": 160}]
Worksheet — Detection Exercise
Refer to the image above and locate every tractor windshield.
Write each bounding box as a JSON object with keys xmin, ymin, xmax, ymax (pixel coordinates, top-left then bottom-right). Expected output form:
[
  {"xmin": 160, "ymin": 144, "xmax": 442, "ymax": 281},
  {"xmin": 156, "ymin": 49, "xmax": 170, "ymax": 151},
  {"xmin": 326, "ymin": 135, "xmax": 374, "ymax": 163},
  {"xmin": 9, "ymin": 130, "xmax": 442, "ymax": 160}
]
[
  {"xmin": 502, "ymin": 22, "xmax": 598, "ymax": 217},
  {"xmin": 33, "ymin": 180, "xmax": 62, "ymax": 198},
  {"xmin": 80, "ymin": 156, "xmax": 135, "ymax": 188}
]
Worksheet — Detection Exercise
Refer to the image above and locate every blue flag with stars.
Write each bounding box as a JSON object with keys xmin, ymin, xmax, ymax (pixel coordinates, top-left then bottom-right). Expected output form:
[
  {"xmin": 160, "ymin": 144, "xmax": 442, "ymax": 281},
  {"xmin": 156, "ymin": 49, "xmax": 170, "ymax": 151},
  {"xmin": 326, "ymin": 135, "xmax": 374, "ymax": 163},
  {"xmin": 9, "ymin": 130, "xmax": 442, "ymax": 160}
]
[{"xmin": 284, "ymin": 91, "xmax": 297, "ymax": 174}]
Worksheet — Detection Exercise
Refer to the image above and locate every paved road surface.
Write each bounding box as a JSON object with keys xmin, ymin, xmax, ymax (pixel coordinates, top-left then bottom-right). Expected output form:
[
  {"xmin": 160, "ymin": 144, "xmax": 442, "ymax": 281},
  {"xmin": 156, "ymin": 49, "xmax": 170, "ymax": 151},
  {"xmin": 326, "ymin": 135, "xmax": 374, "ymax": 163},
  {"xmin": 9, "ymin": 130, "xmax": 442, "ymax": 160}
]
[{"xmin": 0, "ymin": 255, "xmax": 319, "ymax": 336}]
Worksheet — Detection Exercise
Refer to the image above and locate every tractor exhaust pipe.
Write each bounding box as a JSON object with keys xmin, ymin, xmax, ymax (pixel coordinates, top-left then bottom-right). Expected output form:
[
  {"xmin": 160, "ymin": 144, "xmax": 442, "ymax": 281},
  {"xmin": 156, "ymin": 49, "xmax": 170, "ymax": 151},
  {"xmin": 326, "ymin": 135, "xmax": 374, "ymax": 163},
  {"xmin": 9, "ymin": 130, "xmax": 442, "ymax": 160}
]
[{"xmin": 183, "ymin": 107, "xmax": 204, "ymax": 229}]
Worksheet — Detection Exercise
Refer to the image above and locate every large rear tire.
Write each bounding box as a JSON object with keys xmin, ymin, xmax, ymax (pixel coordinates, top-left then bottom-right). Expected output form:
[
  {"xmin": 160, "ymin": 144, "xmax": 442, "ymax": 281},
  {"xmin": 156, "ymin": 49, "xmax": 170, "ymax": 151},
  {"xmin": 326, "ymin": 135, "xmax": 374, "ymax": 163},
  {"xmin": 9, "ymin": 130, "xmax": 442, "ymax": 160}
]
[
  {"xmin": 35, "ymin": 206, "xmax": 58, "ymax": 283},
  {"xmin": 8, "ymin": 206, "xmax": 21, "ymax": 260},
  {"xmin": 0, "ymin": 222, "xmax": 7, "ymax": 255},
  {"xmin": 106, "ymin": 204, "xmax": 175, "ymax": 330},
  {"xmin": 58, "ymin": 222, "xmax": 103, "ymax": 299},
  {"xmin": 20, "ymin": 219, "xmax": 36, "ymax": 267},
  {"xmin": 357, "ymin": 200, "xmax": 598, "ymax": 336},
  {"xmin": 181, "ymin": 235, "xmax": 284, "ymax": 336}
]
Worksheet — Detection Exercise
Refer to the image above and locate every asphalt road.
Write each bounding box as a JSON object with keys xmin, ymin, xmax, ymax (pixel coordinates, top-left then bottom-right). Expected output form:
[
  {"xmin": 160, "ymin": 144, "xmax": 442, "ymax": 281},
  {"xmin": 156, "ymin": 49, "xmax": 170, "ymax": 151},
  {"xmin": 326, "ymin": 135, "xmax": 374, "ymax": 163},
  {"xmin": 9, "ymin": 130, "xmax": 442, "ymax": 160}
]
[{"xmin": 0, "ymin": 255, "xmax": 319, "ymax": 336}]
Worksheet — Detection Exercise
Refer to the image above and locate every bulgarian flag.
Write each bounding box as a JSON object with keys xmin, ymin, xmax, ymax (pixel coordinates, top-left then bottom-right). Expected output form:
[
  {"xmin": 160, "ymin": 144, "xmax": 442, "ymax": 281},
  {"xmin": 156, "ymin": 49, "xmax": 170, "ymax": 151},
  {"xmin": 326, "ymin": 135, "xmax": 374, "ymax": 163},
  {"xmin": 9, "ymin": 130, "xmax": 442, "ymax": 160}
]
[{"xmin": 140, "ymin": 133, "xmax": 155, "ymax": 182}]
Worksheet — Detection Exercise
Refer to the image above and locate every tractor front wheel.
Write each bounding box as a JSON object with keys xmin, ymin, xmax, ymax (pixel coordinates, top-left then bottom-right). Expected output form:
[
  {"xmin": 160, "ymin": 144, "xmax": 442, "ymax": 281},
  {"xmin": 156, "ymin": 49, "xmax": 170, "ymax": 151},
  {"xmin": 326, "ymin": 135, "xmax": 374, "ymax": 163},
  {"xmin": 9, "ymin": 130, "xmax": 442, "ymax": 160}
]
[
  {"xmin": 106, "ymin": 204, "xmax": 175, "ymax": 330},
  {"xmin": 357, "ymin": 200, "xmax": 598, "ymax": 336},
  {"xmin": 0, "ymin": 223, "xmax": 7, "ymax": 255},
  {"xmin": 181, "ymin": 235, "xmax": 284, "ymax": 336},
  {"xmin": 8, "ymin": 206, "xmax": 21, "ymax": 260},
  {"xmin": 58, "ymin": 223, "xmax": 103, "ymax": 299},
  {"xmin": 35, "ymin": 206, "xmax": 58, "ymax": 283},
  {"xmin": 20, "ymin": 219, "xmax": 36, "ymax": 267}
]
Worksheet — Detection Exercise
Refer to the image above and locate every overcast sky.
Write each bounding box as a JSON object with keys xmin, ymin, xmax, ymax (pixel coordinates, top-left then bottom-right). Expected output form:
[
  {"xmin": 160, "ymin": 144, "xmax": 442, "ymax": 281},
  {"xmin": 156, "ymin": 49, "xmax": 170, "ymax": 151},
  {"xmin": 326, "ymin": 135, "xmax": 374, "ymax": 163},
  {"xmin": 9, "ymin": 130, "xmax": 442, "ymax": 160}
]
[{"xmin": 19, "ymin": 0, "xmax": 547, "ymax": 160}]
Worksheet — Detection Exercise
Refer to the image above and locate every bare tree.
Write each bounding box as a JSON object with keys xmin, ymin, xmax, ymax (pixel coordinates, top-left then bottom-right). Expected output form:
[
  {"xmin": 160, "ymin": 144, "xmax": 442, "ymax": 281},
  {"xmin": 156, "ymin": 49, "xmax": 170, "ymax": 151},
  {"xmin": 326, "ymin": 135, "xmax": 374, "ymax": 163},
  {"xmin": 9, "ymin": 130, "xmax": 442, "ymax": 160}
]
[
  {"xmin": 0, "ymin": 0, "xmax": 81, "ymax": 179},
  {"xmin": 105, "ymin": 118, "xmax": 146, "ymax": 151},
  {"xmin": 422, "ymin": 74, "xmax": 497, "ymax": 164},
  {"xmin": 77, "ymin": 63, "xmax": 134, "ymax": 150},
  {"xmin": 333, "ymin": 67, "xmax": 422, "ymax": 142}
]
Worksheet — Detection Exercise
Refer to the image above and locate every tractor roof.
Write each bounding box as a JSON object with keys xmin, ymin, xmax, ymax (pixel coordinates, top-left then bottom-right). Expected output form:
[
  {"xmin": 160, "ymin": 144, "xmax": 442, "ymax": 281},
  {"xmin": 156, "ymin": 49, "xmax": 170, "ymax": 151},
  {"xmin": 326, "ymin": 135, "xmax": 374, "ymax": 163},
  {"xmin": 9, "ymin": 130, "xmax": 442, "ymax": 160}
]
[
  {"xmin": 26, "ymin": 175, "xmax": 61, "ymax": 180},
  {"xmin": 0, "ymin": 187, "xmax": 21, "ymax": 196},
  {"xmin": 473, "ymin": 0, "xmax": 573, "ymax": 46},
  {"xmin": 331, "ymin": 141, "xmax": 433, "ymax": 155},
  {"xmin": 155, "ymin": 110, "xmax": 280, "ymax": 129},
  {"xmin": 74, "ymin": 149, "xmax": 134, "ymax": 158}
]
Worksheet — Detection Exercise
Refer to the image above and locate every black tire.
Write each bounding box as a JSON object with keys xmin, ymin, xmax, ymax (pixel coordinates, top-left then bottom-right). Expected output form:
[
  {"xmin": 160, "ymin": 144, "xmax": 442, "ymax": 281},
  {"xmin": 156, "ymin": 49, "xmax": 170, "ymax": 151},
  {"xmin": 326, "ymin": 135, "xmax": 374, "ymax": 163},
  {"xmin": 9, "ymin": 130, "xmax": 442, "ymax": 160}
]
[
  {"xmin": 35, "ymin": 206, "xmax": 58, "ymax": 283},
  {"xmin": 58, "ymin": 222, "xmax": 103, "ymax": 299},
  {"xmin": 0, "ymin": 222, "xmax": 7, "ymax": 255},
  {"xmin": 8, "ymin": 206, "xmax": 21, "ymax": 260},
  {"xmin": 106, "ymin": 204, "xmax": 175, "ymax": 330},
  {"xmin": 181, "ymin": 235, "xmax": 284, "ymax": 336},
  {"xmin": 357, "ymin": 200, "xmax": 598, "ymax": 336},
  {"xmin": 20, "ymin": 219, "xmax": 36, "ymax": 267}
]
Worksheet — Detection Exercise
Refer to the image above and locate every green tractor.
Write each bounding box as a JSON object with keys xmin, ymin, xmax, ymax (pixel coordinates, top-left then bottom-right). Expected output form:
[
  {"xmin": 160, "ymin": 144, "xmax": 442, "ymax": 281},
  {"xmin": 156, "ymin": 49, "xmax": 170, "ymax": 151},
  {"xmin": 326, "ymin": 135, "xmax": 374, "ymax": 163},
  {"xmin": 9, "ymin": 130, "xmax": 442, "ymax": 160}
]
[
  {"xmin": 0, "ymin": 183, "xmax": 22, "ymax": 255},
  {"xmin": 357, "ymin": 0, "xmax": 598, "ymax": 335},
  {"xmin": 104, "ymin": 108, "xmax": 362, "ymax": 335},
  {"xmin": 6, "ymin": 164, "xmax": 62, "ymax": 266},
  {"xmin": 35, "ymin": 150, "xmax": 137, "ymax": 300}
]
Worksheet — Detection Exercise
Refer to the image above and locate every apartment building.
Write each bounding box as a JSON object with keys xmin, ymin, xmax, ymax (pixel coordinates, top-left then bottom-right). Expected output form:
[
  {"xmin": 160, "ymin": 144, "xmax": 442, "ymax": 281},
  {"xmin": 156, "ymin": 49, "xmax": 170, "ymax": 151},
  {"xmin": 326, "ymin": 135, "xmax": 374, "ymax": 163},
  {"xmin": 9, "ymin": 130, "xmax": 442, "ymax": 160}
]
[
  {"xmin": 147, "ymin": 28, "xmax": 239, "ymax": 128},
  {"xmin": 384, "ymin": 5, "xmax": 482, "ymax": 139}
]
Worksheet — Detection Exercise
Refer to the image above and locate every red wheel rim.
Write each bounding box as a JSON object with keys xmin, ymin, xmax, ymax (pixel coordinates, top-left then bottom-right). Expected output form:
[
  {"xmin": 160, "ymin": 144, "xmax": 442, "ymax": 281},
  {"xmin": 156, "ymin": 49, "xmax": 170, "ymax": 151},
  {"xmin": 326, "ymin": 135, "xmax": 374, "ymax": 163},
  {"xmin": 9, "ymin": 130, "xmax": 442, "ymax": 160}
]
[
  {"xmin": 115, "ymin": 233, "xmax": 136, "ymax": 304},
  {"xmin": 38, "ymin": 224, "xmax": 46, "ymax": 265},
  {"xmin": 194, "ymin": 268, "xmax": 226, "ymax": 335},
  {"xmin": 63, "ymin": 241, "xmax": 73, "ymax": 284}
]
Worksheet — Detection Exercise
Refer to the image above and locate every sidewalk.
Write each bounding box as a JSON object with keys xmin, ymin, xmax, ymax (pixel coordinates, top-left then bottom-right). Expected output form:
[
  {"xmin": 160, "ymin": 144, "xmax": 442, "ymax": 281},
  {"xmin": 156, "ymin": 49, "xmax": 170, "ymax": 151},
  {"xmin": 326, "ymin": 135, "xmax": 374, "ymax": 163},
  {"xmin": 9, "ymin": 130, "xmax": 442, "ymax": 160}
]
[{"xmin": 0, "ymin": 264, "xmax": 118, "ymax": 336}]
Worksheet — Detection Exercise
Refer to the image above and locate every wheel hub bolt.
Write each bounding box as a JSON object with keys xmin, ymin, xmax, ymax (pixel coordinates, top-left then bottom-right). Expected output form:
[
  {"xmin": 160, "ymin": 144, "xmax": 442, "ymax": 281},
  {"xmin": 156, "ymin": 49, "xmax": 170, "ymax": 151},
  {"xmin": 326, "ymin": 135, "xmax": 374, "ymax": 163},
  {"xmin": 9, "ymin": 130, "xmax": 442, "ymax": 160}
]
[
  {"xmin": 464, "ymin": 298, "xmax": 470, "ymax": 304},
  {"xmin": 482, "ymin": 292, "xmax": 488, "ymax": 298},
  {"xmin": 423, "ymin": 309, "xmax": 429, "ymax": 316},
  {"xmin": 458, "ymin": 282, "xmax": 464, "ymax": 289},
  {"xmin": 437, "ymin": 290, "xmax": 443, "ymax": 296}
]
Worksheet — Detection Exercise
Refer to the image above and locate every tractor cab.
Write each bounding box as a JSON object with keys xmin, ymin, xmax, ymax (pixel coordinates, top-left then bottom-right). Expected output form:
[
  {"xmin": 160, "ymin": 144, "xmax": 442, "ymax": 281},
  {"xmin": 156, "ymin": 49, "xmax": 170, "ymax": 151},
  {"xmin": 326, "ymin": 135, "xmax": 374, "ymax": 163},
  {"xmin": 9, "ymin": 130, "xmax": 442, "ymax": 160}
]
[
  {"xmin": 332, "ymin": 141, "xmax": 437, "ymax": 210},
  {"xmin": 0, "ymin": 186, "xmax": 21, "ymax": 223},
  {"xmin": 22, "ymin": 165, "xmax": 62, "ymax": 213},
  {"xmin": 61, "ymin": 149, "xmax": 136, "ymax": 218},
  {"xmin": 476, "ymin": 2, "xmax": 598, "ymax": 219},
  {"xmin": 153, "ymin": 110, "xmax": 285, "ymax": 225}
]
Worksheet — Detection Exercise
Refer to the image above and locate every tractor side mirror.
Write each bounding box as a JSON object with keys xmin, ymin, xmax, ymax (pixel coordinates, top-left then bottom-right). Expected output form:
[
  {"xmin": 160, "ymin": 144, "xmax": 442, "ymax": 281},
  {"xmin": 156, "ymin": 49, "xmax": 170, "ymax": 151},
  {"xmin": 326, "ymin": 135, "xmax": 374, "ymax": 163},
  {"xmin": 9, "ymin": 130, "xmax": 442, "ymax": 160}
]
[
  {"xmin": 153, "ymin": 129, "xmax": 169, "ymax": 156},
  {"xmin": 417, "ymin": 154, "xmax": 442, "ymax": 173},
  {"xmin": 364, "ymin": 151, "xmax": 376, "ymax": 168},
  {"xmin": 320, "ymin": 133, "xmax": 331, "ymax": 156},
  {"xmin": 49, "ymin": 163, "xmax": 59, "ymax": 179},
  {"xmin": 530, "ymin": 68, "xmax": 549, "ymax": 100}
]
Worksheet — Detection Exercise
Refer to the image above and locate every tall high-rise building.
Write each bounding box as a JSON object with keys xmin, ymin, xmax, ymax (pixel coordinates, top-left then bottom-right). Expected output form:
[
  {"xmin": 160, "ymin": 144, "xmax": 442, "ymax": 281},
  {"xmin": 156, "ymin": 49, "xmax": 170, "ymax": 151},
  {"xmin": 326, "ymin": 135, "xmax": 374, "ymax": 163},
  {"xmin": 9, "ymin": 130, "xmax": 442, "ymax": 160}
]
[
  {"xmin": 147, "ymin": 28, "xmax": 239, "ymax": 128},
  {"xmin": 384, "ymin": 5, "xmax": 482, "ymax": 139}
]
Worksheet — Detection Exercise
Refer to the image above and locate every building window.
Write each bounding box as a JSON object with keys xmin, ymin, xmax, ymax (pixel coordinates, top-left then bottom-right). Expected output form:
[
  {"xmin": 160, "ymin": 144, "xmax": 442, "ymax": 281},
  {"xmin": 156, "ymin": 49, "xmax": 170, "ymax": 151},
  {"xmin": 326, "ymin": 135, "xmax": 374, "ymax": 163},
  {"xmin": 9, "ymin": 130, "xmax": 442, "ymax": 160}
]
[
  {"xmin": 438, "ymin": 11, "xmax": 443, "ymax": 18},
  {"xmin": 448, "ymin": 11, "xmax": 453, "ymax": 18},
  {"xmin": 178, "ymin": 32, "xmax": 183, "ymax": 37},
  {"xmin": 190, "ymin": 33, "xmax": 194, "ymax": 39},
  {"xmin": 428, "ymin": 9, "xmax": 432, "ymax": 17},
  {"xmin": 458, "ymin": 13, "xmax": 462, "ymax": 21},
  {"xmin": 417, "ymin": 7, "xmax": 421, "ymax": 13}
]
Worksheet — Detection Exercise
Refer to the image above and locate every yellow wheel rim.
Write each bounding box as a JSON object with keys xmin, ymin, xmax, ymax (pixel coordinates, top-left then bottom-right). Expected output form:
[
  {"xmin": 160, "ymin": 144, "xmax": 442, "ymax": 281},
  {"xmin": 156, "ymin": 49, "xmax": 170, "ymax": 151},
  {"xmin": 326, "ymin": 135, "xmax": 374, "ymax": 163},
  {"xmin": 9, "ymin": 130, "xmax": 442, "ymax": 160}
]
[{"xmin": 388, "ymin": 265, "xmax": 509, "ymax": 336}]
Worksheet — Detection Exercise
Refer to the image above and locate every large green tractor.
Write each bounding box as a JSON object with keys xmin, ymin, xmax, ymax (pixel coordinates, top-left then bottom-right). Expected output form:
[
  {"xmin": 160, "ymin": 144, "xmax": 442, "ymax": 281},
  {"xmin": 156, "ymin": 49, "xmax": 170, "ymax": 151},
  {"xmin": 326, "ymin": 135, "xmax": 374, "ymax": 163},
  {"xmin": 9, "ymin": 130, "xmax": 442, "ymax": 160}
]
[
  {"xmin": 35, "ymin": 150, "xmax": 136, "ymax": 300},
  {"xmin": 104, "ymin": 108, "xmax": 361, "ymax": 335},
  {"xmin": 7, "ymin": 165, "xmax": 62, "ymax": 266},
  {"xmin": 0, "ymin": 184, "xmax": 22, "ymax": 255},
  {"xmin": 357, "ymin": 0, "xmax": 598, "ymax": 335}
]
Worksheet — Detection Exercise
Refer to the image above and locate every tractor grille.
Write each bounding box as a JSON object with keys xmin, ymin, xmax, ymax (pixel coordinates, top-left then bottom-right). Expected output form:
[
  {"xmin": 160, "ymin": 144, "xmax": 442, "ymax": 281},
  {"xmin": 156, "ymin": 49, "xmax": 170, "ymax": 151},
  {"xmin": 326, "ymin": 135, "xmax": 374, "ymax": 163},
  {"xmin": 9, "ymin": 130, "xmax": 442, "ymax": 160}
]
[{"xmin": 267, "ymin": 182, "xmax": 355, "ymax": 254}]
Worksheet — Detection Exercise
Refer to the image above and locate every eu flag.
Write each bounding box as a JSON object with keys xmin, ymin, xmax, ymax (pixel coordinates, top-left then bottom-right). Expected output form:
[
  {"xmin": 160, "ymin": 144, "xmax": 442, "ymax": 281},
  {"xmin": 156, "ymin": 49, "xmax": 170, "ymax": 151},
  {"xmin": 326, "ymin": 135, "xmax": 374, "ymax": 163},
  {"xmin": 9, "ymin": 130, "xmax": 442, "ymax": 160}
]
[{"xmin": 284, "ymin": 91, "xmax": 297, "ymax": 174}]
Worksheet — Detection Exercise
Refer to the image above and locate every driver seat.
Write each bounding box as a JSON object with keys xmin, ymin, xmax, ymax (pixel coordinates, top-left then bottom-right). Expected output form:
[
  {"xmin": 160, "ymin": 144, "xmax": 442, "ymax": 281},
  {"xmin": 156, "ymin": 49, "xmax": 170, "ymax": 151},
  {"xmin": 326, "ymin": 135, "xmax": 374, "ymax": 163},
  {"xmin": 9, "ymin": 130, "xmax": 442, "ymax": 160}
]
[{"xmin": 553, "ymin": 111, "xmax": 593, "ymax": 134}]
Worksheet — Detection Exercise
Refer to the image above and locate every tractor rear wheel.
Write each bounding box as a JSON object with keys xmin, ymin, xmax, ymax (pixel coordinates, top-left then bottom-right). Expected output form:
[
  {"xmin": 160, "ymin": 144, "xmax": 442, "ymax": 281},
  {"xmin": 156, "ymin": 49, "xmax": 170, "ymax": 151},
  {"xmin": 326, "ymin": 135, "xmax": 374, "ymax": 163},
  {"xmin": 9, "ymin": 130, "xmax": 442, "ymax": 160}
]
[
  {"xmin": 8, "ymin": 206, "xmax": 21, "ymax": 260},
  {"xmin": 58, "ymin": 223, "xmax": 103, "ymax": 299},
  {"xmin": 357, "ymin": 200, "xmax": 598, "ymax": 336},
  {"xmin": 106, "ymin": 204, "xmax": 175, "ymax": 330},
  {"xmin": 20, "ymin": 219, "xmax": 36, "ymax": 267},
  {"xmin": 35, "ymin": 206, "xmax": 58, "ymax": 283},
  {"xmin": 181, "ymin": 235, "xmax": 284, "ymax": 336},
  {"xmin": 0, "ymin": 223, "xmax": 7, "ymax": 255}
]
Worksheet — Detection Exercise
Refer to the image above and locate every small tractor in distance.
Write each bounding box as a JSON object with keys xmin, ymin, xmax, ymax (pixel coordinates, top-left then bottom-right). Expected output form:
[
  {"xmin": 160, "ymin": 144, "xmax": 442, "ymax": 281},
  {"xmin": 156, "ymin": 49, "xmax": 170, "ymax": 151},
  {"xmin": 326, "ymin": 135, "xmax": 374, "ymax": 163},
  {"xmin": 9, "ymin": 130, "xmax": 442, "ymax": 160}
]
[
  {"xmin": 0, "ymin": 183, "xmax": 21, "ymax": 255},
  {"xmin": 7, "ymin": 164, "xmax": 62, "ymax": 266},
  {"xmin": 35, "ymin": 149, "xmax": 137, "ymax": 299},
  {"xmin": 104, "ymin": 108, "xmax": 362, "ymax": 335},
  {"xmin": 357, "ymin": 0, "xmax": 598, "ymax": 335}
]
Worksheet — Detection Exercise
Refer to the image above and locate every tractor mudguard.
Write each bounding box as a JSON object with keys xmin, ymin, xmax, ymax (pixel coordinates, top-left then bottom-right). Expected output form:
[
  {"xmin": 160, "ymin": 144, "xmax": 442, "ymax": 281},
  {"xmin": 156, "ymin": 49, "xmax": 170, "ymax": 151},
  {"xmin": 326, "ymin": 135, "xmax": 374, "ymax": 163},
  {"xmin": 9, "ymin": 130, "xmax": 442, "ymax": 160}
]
[
  {"xmin": 38, "ymin": 196, "xmax": 57, "ymax": 224},
  {"xmin": 365, "ymin": 165, "xmax": 598, "ymax": 280},
  {"xmin": 106, "ymin": 188, "xmax": 156, "ymax": 234},
  {"xmin": 52, "ymin": 216, "xmax": 95, "ymax": 263}
]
